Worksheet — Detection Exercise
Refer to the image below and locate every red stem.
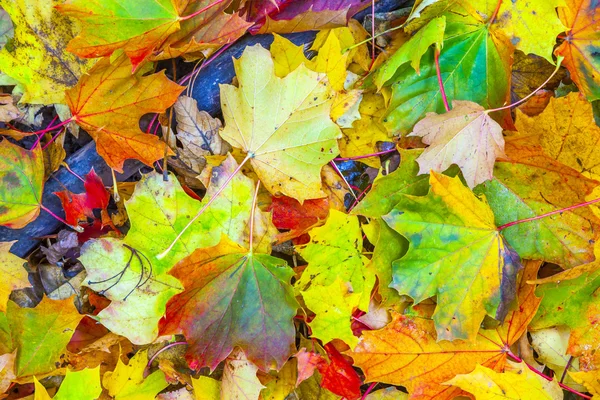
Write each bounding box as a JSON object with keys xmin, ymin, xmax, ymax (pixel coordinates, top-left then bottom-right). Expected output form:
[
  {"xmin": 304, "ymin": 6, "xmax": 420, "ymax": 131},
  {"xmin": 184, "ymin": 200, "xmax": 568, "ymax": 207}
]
[
  {"xmin": 334, "ymin": 149, "xmax": 396, "ymax": 161},
  {"xmin": 361, "ymin": 382, "xmax": 378, "ymax": 400},
  {"xmin": 560, "ymin": 356, "xmax": 573, "ymax": 384},
  {"xmin": 29, "ymin": 118, "xmax": 72, "ymax": 136},
  {"xmin": 42, "ymin": 127, "xmax": 65, "ymax": 150},
  {"xmin": 497, "ymin": 197, "xmax": 600, "ymax": 231},
  {"xmin": 507, "ymin": 352, "xmax": 591, "ymax": 399},
  {"xmin": 146, "ymin": 341, "xmax": 187, "ymax": 370},
  {"xmin": 179, "ymin": 0, "xmax": 227, "ymax": 21},
  {"xmin": 40, "ymin": 204, "xmax": 83, "ymax": 232},
  {"xmin": 179, "ymin": 40, "xmax": 235, "ymax": 86},
  {"xmin": 487, "ymin": 0, "xmax": 502, "ymax": 26},
  {"xmin": 62, "ymin": 162, "xmax": 85, "ymax": 183},
  {"xmin": 434, "ymin": 47, "xmax": 450, "ymax": 112}
]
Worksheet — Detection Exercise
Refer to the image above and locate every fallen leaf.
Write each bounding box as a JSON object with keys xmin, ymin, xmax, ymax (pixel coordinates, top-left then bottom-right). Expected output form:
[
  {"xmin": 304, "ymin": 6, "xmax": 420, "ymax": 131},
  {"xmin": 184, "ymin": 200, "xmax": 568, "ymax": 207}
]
[
  {"xmin": 221, "ymin": 348, "xmax": 265, "ymax": 400},
  {"xmin": 270, "ymin": 195, "xmax": 329, "ymax": 242},
  {"xmin": 57, "ymin": 0, "xmax": 183, "ymax": 70},
  {"xmin": 0, "ymin": 351, "xmax": 16, "ymax": 393},
  {"xmin": 0, "ymin": 140, "xmax": 44, "ymax": 229},
  {"xmin": 192, "ymin": 376, "xmax": 220, "ymax": 400},
  {"xmin": 318, "ymin": 343, "xmax": 361, "ymax": 400},
  {"xmin": 569, "ymin": 369, "xmax": 600, "ymax": 397},
  {"xmin": 555, "ymin": 0, "xmax": 600, "ymax": 100},
  {"xmin": 0, "ymin": 241, "xmax": 30, "ymax": 313},
  {"xmin": 159, "ymin": 235, "xmax": 298, "ymax": 371},
  {"xmin": 219, "ymin": 44, "xmax": 341, "ymax": 202},
  {"xmin": 383, "ymin": 172, "xmax": 522, "ymax": 341},
  {"xmin": 0, "ymin": 93, "xmax": 20, "ymax": 122},
  {"xmin": 65, "ymin": 53, "xmax": 184, "ymax": 172},
  {"xmin": 103, "ymin": 349, "xmax": 169, "ymax": 400},
  {"xmin": 34, "ymin": 367, "xmax": 102, "ymax": 400},
  {"xmin": 410, "ymin": 100, "xmax": 506, "ymax": 188},
  {"xmin": 0, "ymin": 0, "xmax": 95, "ymax": 104},
  {"xmin": 445, "ymin": 361, "xmax": 563, "ymax": 399}
]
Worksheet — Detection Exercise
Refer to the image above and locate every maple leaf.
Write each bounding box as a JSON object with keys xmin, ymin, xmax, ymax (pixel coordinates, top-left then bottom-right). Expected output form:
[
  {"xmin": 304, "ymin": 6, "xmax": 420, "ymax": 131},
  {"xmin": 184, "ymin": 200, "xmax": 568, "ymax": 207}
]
[
  {"xmin": 383, "ymin": 172, "xmax": 522, "ymax": 341},
  {"xmin": 219, "ymin": 44, "xmax": 341, "ymax": 202},
  {"xmin": 492, "ymin": 0, "xmax": 566, "ymax": 62},
  {"xmin": 302, "ymin": 279, "xmax": 361, "ymax": 348},
  {"xmin": 570, "ymin": 370, "xmax": 600, "ymax": 397},
  {"xmin": 349, "ymin": 260, "xmax": 542, "ymax": 399},
  {"xmin": 380, "ymin": 0, "xmax": 512, "ymax": 134},
  {"xmin": 0, "ymin": 140, "xmax": 44, "ymax": 229},
  {"xmin": 34, "ymin": 367, "xmax": 102, "ymax": 400},
  {"xmin": 318, "ymin": 343, "xmax": 362, "ymax": 400},
  {"xmin": 56, "ymin": 0, "xmax": 184, "ymax": 69},
  {"xmin": 0, "ymin": 0, "xmax": 95, "ymax": 104},
  {"xmin": 410, "ymin": 100, "xmax": 506, "ymax": 188},
  {"xmin": 555, "ymin": 0, "xmax": 600, "ymax": 100},
  {"xmin": 270, "ymin": 195, "xmax": 329, "ymax": 242},
  {"xmin": 445, "ymin": 361, "xmax": 563, "ymax": 399},
  {"xmin": 514, "ymin": 92, "xmax": 600, "ymax": 181},
  {"xmin": 65, "ymin": 53, "xmax": 184, "ymax": 172},
  {"xmin": 475, "ymin": 136, "xmax": 600, "ymax": 268},
  {"xmin": 81, "ymin": 157, "xmax": 276, "ymax": 344},
  {"xmin": 4, "ymin": 296, "xmax": 83, "ymax": 377},
  {"xmin": 221, "ymin": 349, "xmax": 266, "ymax": 400},
  {"xmin": 295, "ymin": 209, "xmax": 375, "ymax": 311},
  {"xmin": 0, "ymin": 241, "xmax": 30, "ymax": 313},
  {"xmin": 54, "ymin": 169, "xmax": 111, "ymax": 227},
  {"xmin": 103, "ymin": 349, "xmax": 168, "ymax": 399},
  {"xmin": 151, "ymin": 0, "xmax": 252, "ymax": 61},
  {"xmin": 159, "ymin": 235, "xmax": 298, "ymax": 371},
  {"xmin": 373, "ymin": 16, "xmax": 446, "ymax": 88}
]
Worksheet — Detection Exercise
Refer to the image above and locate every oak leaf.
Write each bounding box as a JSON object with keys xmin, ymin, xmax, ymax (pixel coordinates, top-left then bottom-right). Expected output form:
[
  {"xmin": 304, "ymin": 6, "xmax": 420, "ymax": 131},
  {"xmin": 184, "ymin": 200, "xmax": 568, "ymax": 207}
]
[
  {"xmin": 410, "ymin": 100, "xmax": 506, "ymax": 188},
  {"xmin": 0, "ymin": 0, "xmax": 95, "ymax": 104},
  {"xmin": 349, "ymin": 260, "xmax": 542, "ymax": 399},
  {"xmin": 383, "ymin": 172, "xmax": 521, "ymax": 341},
  {"xmin": 219, "ymin": 44, "xmax": 341, "ymax": 202},
  {"xmin": 159, "ymin": 236, "xmax": 298, "ymax": 371},
  {"xmin": 0, "ymin": 140, "xmax": 44, "ymax": 229},
  {"xmin": 555, "ymin": 0, "xmax": 600, "ymax": 100},
  {"xmin": 65, "ymin": 53, "xmax": 184, "ymax": 172}
]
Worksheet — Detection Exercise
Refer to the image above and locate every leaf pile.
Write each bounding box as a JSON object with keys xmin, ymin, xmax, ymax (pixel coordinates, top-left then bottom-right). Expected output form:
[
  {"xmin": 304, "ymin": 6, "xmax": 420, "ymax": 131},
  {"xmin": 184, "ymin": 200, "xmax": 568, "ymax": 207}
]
[{"xmin": 1, "ymin": 0, "xmax": 600, "ymax": 399}]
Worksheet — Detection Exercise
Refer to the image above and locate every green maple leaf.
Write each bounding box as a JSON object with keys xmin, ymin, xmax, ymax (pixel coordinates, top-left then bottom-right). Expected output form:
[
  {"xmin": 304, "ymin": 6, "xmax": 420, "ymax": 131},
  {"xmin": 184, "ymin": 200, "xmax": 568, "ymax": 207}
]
[
  {"xmin": 383, "ymin": 172, "xmax": 522, "ymax": 341},
  {"xmin": 380, "ymin": 1, "xmax": 511, "ymax": 134},
  {"xmin": 34, "ymin": 367, "xmax": 102, "ymax": 400},
  {"xmin": 4, "ymin": 297, "xmax": 82, "ymax": 377},
  {"xmin": 296, "ymin": 209, "xmax": 375, "ymax": 311},
  {"xmin": 159, "ymin": 236, "xmax": 298, "ymax": 371},
  {"xmin": 219, "ymin": 44, "xmax": 342, "ymax": 202},
  {"xmin": 80, "ymin": 156, "xmax": 277, "ymax": 344}
]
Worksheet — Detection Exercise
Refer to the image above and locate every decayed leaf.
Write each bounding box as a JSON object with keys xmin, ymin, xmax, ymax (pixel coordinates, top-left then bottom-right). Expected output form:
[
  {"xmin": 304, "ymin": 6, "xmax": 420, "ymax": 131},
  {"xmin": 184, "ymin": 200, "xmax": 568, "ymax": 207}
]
[
  {"xmin": 56, "ymin": 0, "xmax": 183, "ymax": 69},
  {"xmin": 0, "ymin": 241, "xmax": 30, "ymax": 313},
  {"xmin": 103, "ymin": 349, "xmax": 169, "ymax": 400},
  {"xmin": 555, "ymin": 0, "xmax": 600, "ymax": 100},
  {"xmin": 65, "ymin": 53, "xmax": 184, "ymax": 172},
  {"xmin": 5, "ymin": 296, "xmax": 83, "ymax": 377},
  {"xmin": 381, "ymin": 1, "xmax": 512, "ymax": 134},
  {"xmin": 410, "ymin": 100, "xmax": 506, "ymax": 188},
  {"xmin": 151, "ymin": 0, "xmax": 251, "ymax": 61},
  {"xmin": 475, "ymin": 136, "xmax": 600, "ymax": 268},
  {"xmin": 492, "ymin": 0, "xmax": 566, "ymax": 62},
  {"xmin": 159, "ymin": 236, "xmax": 298, "ymax": 372},
  {"xmin": 373, "ymin": 16, "xmax": 446, "ymax": 88},
  {"xmin": 221, "ymin": 348, "xmax": 265, "ymax": 400},
  {"xmin": 81, "ymin": 157, "xmax": 276, "ymax": 344},
  {"xmin": 220, "ymin": 44, "xmax": 341, "ymax": 202},
  {"xmin": 515, "ymin": 92, "xmax": 600, "ymax": 181},
  {"xmin": 511, "ymin": 51, "xmax": 567, "ymax": 102},
  {"xmin": 296, "ymin": 209, "xmax": 375, "ymax": 310},
  {"xmin": 445, "ymin": 361, "xmax": 563, "ymax": 399},
  {"xmin": 0, "ymin": 93, "xmax": 20, "ymax": 122},
  {"xmin": 302, "ymin": 279, "xmax": 361, "ymax": 348},
  {"xmin": 34, "ymin": 367, "xmax": 102, "ymax": 400},
  {"xmin": 166, "ymin": 95, "xmax": 228, "ymax": 188},
  {"xmin": 349, "ymin": 260, "xmax": 542, "ymax": 399},
  {"xmin": 0, "ymin": 0, "xmax": 95, "ymax": 104},
  {"xmin": 0, "ymin": 140, "xmax": 44, "ymax": 229},
  {"xmin": 383, "ymin": 172, "xmax": 521, "ymax": 341}
]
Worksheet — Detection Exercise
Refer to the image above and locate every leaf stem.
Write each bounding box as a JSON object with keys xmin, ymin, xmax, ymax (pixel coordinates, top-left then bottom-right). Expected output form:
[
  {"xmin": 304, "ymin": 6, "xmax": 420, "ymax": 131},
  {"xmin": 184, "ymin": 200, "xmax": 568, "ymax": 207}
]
[
  {"xmin": 497, "ymin": 197, "xmax": 600, "ymax": 231},
  {"xmin": 29, "ymin": 118, "xmax": 72, "ymax": 136},
  {"xmin": 487, "ymin": 0, "xmax": 503, "ymax": 26},
  {"xmin": 179, "ymin": 0, "xmax": 227, "ymax": 21},
  {"xmin": 434, "ymin": 46, "xmax": 450, "ymax": 112},
  {"xmin": 487, "ymin": 56, "xmax": 563, "ymax": 114},
  {"xmin": 329, "ymin": 160, "xmax": 358, "ymax": 201},
  {"xmin": 249, "ymin": 181, "xmax": 260, "ymax": 253},
  {"xmin": 361, "ymin": 382, "xmax": 378, "ymax": 400},
  {"xmin": 334, "ymin": 149, "xmax": 396, "ymax": 161},
  {"xmin": 560, "ymin": 356, "xmax": 574, "ymax": 384},
  {"xmin": 369, "ymin": 0, "xmax": 376, "ymax": 70},
  {"xmin": 146, "ymin": 341, "xmax": 187, "ymax": 371},
  {"xmin": 42, "ymin": 127, "xmax": 65, "ymax": 150},
  {"xmin": 40, "ymin": 204, "xmax": 84, "ymax": 232},
  {"xmin": 157, "ymin": 155, "xmax": 251, "ymax": 259},
  {"xmin": 507, "ymin": 352, "xmax": 591, "ymax": 399}
]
